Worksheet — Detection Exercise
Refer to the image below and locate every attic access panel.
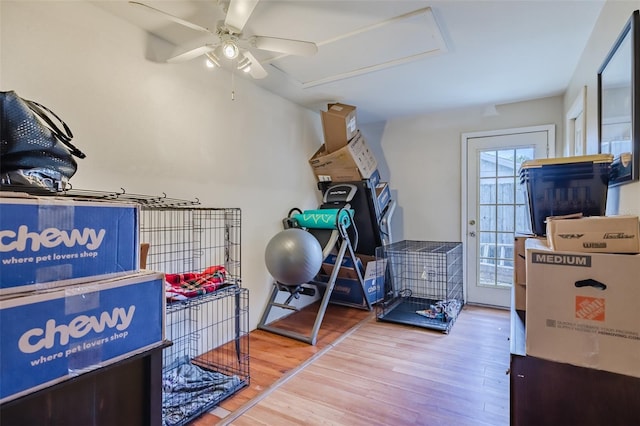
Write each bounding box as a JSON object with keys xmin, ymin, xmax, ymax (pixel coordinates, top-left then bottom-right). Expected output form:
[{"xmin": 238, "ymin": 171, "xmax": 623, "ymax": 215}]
[{"xmin": 270, "ymin": 7, "xmax": 447, "ymax": 88}]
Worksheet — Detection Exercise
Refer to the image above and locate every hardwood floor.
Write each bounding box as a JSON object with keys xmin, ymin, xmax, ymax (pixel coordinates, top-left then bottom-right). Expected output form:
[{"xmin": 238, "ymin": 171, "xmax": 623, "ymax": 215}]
[
  {"xmin": 189, "ymin": 302, "xmax": 372, "ymax": 425},
  {"xmin": 190, "ymin": 304, "xmax": 511, "ymax": 426}
]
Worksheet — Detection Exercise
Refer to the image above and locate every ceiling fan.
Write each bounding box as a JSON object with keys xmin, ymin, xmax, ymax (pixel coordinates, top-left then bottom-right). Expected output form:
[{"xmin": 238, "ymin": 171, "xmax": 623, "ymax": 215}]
[{"xmin": 130, "ymin": 0, "xmax": 318, "ymax": 79}]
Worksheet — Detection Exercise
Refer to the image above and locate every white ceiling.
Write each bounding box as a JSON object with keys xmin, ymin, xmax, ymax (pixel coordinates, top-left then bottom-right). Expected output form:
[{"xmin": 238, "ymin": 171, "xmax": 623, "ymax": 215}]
[{"xmin": 94, "ymin": 0, "xmax": 606, "ymax": 124}]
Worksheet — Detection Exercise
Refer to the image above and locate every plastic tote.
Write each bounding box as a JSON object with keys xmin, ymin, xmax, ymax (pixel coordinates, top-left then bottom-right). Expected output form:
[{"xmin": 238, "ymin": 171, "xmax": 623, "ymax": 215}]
[{"xmin": 519, "ymin": 154, "xmax": 613, "ymax": 236}]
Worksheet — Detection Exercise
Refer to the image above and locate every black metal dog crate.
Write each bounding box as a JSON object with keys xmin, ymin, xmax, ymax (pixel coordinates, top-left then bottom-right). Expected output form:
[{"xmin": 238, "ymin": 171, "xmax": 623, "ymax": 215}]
[
  {"xmin": 140, "ymin": 207, "xmax": 249, "ymax": 426},
  {"xmin": 162, "ymin": 285, "xmax": 249, "ymax": 426},
  {"xmin": 376, "ymin": 240, "xmax": 463, "ymax": 333}
]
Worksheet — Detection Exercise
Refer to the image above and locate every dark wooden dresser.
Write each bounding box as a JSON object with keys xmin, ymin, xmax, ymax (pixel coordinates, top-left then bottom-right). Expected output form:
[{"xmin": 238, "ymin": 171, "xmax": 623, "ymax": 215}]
[
  {"xmin": 0, "ymin": 343, "xmax": 168, "ymax": 426},
  {"xmin": 510, "ymin": 304, "xmax": 640, "ymax": 425}
]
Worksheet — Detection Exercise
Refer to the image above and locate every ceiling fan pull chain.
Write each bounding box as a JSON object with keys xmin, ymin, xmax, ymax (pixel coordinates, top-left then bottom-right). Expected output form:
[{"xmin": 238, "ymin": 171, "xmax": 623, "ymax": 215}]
[{"xmin": 231, "ymin": 71, "xmax": 235, "ymax": 101}]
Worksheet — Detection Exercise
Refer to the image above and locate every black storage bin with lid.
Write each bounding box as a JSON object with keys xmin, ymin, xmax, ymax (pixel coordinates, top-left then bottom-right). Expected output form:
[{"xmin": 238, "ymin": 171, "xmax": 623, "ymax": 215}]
[{"xmin": 519, "ymin": 154, "xmax": 613, "ymax": 236}]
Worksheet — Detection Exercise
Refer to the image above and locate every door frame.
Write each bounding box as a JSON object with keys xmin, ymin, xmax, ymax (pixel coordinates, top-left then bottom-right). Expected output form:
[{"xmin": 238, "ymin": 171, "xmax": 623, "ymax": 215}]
[{"xmin": 460, "ymin": 124, "xmax": 555, "ymax": 305}]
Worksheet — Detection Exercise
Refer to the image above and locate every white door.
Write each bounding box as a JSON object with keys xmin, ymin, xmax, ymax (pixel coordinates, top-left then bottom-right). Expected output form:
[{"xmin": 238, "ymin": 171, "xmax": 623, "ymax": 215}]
[{"xmin": 462, "ymin": 125, "xmax": 554, "ymax": 307}]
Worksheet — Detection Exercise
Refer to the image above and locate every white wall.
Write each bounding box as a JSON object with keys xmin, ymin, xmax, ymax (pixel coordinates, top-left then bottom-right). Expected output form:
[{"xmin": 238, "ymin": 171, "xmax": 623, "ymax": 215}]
[
  {"xmin": 361, "ymin": 96, "xmax": 564, "ymax": 243},
  {"xmin": 564, "ymin": 0, "xmax": 640, "ymax": 216},
  {"xmin": 1, "ymin": 1, "xmax": 323, "ymax": 330}
]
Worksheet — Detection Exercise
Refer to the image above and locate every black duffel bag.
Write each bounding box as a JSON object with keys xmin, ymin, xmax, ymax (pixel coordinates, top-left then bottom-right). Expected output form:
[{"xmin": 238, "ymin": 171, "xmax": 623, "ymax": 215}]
[{"xmin": 1, "ymin": 90, "xmax": 86, "ymax": 191}]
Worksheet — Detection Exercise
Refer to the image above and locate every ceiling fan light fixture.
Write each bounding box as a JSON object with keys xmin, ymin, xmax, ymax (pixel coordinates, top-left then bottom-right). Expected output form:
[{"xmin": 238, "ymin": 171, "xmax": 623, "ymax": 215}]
[{"xmin": 222, "ymin": 40, "xmax": 239, "ymax": 59}]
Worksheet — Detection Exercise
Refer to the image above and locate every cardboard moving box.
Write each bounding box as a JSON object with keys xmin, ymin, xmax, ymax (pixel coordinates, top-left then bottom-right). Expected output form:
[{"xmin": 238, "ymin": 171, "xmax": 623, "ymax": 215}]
[
  {"xmin": 309, "ymin": 131, "xmax": 378, "ymax": 182},
  {"xmin": 321, "ymin": 103, "xmax": 358, "ymax": 153},
  {"xmin": 0, "ymin": 194, "xmax": 140, "ymax": 295},
  {"xmin": 0, "ymin": 271, "xmax": 165, "ymax": 403},
  {"xmin": 513, "ymin": 234, "xmax": 545, "ymax": 311},
  {"xmin": 374, "ymin": 182, "xmax": 391, "ymax": 217},
  {"xmin": 514, "ymin": 235, "xmax": 528, "ymax": 311},
  {"xmin": 319, "ymin": 254, "xmax": 385, "ymax": 307},
  {"xmin": 525, "ymin": 238, "xmax": 640, "ymax": 378},
  {"xmin": 547, "ymin": 215, "xmax": 640, "ymax": 253},
  {"xmin": 321, "ymin": 253, "xmax": 366, "ymax": 279}
]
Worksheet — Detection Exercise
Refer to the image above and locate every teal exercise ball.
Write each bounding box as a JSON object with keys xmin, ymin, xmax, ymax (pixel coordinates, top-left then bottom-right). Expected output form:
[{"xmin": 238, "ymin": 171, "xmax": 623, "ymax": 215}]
[{"xmin": 265, "ymin": 228, "xmax": 323, "ymax": 285}]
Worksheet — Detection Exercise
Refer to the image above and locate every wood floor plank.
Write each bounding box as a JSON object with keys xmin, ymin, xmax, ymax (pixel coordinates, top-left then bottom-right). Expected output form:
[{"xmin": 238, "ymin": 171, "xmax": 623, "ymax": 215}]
[{"xmin": 188, "ymin": 304, "xmax": 510, "ymax": 425}]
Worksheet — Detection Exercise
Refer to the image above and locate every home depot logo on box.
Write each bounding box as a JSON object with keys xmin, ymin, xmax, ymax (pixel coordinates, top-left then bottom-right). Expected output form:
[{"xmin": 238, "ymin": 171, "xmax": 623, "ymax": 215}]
[{"xmin": 575, "ymin": 296, "xmax": 605, "ymax": 321}]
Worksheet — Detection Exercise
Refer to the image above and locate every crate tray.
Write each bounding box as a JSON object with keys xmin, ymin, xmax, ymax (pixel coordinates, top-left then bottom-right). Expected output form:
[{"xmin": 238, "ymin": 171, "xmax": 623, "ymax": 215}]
[{"xmin": 376, "ymin": 296, "xmax": 461, "ymax": 333}]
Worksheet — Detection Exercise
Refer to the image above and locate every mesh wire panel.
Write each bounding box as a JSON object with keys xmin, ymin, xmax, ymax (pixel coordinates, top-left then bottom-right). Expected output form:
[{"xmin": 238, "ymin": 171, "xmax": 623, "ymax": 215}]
[
  {"xmin": 139, "ymin": 207, "xmax": 248, "ymax": 426},
  {"xmin": 140, "ymin": 207, "xmax": 241, "ymax": 282},
  {"xmin": 162, "ymin": 286, "xmax": 249, "ymax": 426},
  {"xmin": 376, "ymin": 240, "xmax": 463, "ymax": 333}
]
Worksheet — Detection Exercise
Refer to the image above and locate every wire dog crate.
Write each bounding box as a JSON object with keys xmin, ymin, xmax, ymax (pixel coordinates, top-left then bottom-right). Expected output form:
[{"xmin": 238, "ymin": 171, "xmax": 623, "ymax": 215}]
[
  {"xmin": 162, "ymin": 286, "xmax": 248, "ymax": 426},
  {"xmin": 140, "ymin": 207, "xmax": 249, "ymax": 426},
  {"xmin": 376, "ymin": 240, "xmax": 463, "ymax": 333}
]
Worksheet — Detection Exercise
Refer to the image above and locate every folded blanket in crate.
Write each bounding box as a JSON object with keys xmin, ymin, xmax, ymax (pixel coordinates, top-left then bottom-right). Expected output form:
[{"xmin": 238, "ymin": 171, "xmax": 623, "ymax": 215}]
[
  {"xmin": 162, "ymin": 356, "xmax": 243, "ymax": 426},
  {"xmin": 165, "ymin": 265, "xmax": 226, "ymax": 301}
]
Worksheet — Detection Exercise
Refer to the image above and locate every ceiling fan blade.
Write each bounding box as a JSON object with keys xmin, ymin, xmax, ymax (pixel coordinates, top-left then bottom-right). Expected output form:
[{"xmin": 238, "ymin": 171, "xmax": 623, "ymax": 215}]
[
  {"xmin": 242, "ymin": 51, "xmax": 268, "ymax": 79},
  {"xmin": 129, "ymin": 1, "xmax": 213, "ymax": 34},
  {"xmin": 224, "ymin": 0, "xmax": 259, "ymax": 33},
  {"xmin": 167, "ymin": 44, "xmax": 217, "ymax": 63},
  {"xmin": 252, "ymin": 36, "xmax": 318, "ymax": 56}
]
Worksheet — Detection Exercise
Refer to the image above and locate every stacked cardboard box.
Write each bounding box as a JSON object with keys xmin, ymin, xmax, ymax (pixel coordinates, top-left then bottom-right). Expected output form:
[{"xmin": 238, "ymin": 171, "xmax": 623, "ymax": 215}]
[
  {"xmin": 307, "ymin": 104, "xmax": 393, "ymax": 306},
  {"xmin": 309, "ymin": 103, "xmax": 375, "ymax": 182},
  {"xmin": 546, "ymin": 215, "xmax": 640, "ymax": 253},
  {"xmin": 309, "ymin": 130, "xmax": 378, "ymax": 182},
  {"xmin": 309, "ymin": 103, "xmax": 391, "ymax": 215},
  {"xmin": 513, "ymin": 234, "xmax": 545, "ymax": 311},
  {"xmin": 320, "ymin": 103, "xmax": 358, "ymax": 154},
  {"xmin": 0, "ymin": 193, "xmax": 165, "ymax": 403},
  {"xmin": 524, "ymin": 215, "xmax": 640, "ymax": 378},
  {"xmin": 318, "ymin": 253, "xmax": 386, "ymax": 307}
]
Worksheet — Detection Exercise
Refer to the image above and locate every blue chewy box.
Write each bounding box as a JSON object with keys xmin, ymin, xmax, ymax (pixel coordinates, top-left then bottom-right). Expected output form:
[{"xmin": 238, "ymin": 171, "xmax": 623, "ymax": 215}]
[
  {"xmin": 0, "ymin": 195, "xmax": 139, "ymax": 295},
  {"xmin": 320, "ymin": 255, "xmax": 385, "ymax": 307},
  {"xmin": 0, "ymin": 272, "xmax": 165, "ymax": 403},
  {"xmin": 329, "ymin": 259, "xmax": 386, "ymax": 307}
]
